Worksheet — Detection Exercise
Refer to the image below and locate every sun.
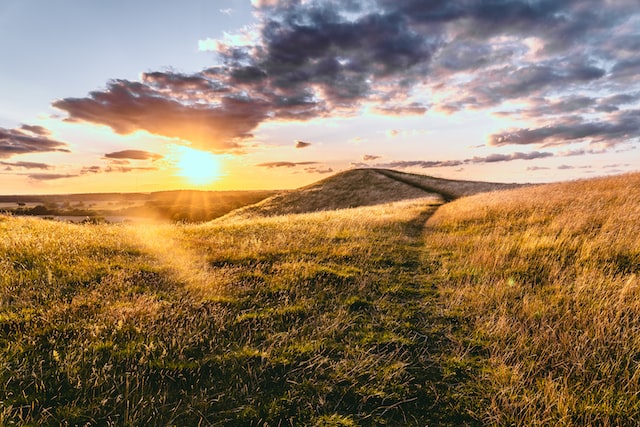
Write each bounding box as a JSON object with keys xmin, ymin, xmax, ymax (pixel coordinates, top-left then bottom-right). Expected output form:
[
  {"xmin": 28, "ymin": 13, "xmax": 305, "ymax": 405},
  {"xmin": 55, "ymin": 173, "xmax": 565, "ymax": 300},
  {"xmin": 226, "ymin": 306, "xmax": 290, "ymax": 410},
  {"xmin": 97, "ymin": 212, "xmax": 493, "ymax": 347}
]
[{"xmin": 175, "ymin": 147, "xmax": 222, "ymax": 186}]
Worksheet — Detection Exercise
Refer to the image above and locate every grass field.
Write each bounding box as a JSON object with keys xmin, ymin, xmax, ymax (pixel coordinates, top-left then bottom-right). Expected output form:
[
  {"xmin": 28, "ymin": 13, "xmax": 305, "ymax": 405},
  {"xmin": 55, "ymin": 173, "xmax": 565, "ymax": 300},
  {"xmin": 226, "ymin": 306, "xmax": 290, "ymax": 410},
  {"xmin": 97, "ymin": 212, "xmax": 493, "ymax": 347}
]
[{"xmin": 1, "ymin": 170, "xmax": 639, "ymax": 425}]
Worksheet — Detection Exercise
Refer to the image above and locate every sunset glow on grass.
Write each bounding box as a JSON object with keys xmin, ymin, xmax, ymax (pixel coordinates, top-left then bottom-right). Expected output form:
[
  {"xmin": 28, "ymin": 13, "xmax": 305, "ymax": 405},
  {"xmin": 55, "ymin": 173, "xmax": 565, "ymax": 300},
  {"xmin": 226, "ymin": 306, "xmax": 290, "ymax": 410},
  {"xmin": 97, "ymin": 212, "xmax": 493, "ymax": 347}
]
[{"xmin": 175, "ymin": 146, "xmax": 222, "ymax": 186}]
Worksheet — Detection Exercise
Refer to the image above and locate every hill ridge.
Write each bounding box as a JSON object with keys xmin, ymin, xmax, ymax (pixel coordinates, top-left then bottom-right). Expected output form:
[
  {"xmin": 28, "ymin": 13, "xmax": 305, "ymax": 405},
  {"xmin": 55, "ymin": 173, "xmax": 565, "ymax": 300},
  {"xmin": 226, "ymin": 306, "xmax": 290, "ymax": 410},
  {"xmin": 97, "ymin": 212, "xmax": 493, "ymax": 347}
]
[{"xmin": 221, "ymin": 168, "xmax": 522, "ymax": 220}]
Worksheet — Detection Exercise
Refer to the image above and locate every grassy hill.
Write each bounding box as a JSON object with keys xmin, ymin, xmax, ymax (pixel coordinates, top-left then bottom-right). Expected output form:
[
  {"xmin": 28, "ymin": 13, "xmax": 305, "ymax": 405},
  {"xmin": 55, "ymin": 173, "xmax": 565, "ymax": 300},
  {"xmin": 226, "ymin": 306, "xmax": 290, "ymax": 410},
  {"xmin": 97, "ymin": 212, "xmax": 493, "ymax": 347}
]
[
  {"xmin": 224, "ymin": 168, "xmax": 521, "ymax": 219},
  {"xmin": 224, "ymin": 169, "xmax": 444, "ymax": 219},
  {"xmin": 1, "ymin": 170, "xmax": 639, "ymax": 425}
]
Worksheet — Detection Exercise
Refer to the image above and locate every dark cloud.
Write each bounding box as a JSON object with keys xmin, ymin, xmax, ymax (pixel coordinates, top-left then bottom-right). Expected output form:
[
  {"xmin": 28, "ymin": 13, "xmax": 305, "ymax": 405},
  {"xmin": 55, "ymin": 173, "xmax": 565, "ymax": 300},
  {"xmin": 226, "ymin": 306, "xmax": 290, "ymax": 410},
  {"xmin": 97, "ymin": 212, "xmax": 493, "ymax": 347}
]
[
  {"xmin": 19, "ymin": 124, "xmax": 51, "ymax": 136},
  {"xmin": 104, "ymin": 149, "xmax": 163, "ymax": 161},
  {"xmin": 50, "ymin": 0, "xmax": 639, "ymax": 153},
  {"xmin": 257, "ymin": 161, "xmax": 319, "ymax": 168},
  {"xmin": 496, "ymin": 93, "xmax": 640, "ymax": 119},
  {"xmin": 490, "ymin": 111, "xmax": 640, "ymax": 147},
  {"xmin": 0, "ymin": 126, "xmax": 69, "ymax": 159},
  {"xmin": 295, "ymin": 140, "xmax": 312, "ymax": 148},
  {"xmin": 611, "ymin": 57, "xmax": 640, "ymax": 80},
  {"xmin": 0, "ymin": 161, "xmax": 52, "ymax": 170},
  {"xmin": 473, "ymin": 151, "xmax": 553, "ymax": 163},
  {"xmin": 81, "ymin": 165, "xmax": 159, "ymax": 174},
  {"xmin": 53, "ymin": 79, "xmax": 269, "ymax": 152},
  {"xmin": 375, "ymin": 150, "xmax": 553, "ymax": 169}
]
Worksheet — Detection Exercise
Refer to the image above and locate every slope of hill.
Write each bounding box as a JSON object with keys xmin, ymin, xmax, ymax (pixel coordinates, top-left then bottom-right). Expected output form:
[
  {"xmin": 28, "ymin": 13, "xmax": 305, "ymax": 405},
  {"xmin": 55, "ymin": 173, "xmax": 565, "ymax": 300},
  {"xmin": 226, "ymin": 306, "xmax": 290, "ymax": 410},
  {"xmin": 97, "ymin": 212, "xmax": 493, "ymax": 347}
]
[
  {"xmin": 224, "ymin": 168, "xmax": 444, "ymax": 219},
  {"xmin": 376, "ymin": 168, "xmax": 523, "ymax": 200},
  {"xmin": 1, "ymin": 170, "xmax": 639, "ymax": 425},
  {"xmin": 222, "ymin": 168, "xmax": 519, "ymax": 220},
  {"xmin": 424, "ymin": 171, "xmax": 640, "ymax": 425}
]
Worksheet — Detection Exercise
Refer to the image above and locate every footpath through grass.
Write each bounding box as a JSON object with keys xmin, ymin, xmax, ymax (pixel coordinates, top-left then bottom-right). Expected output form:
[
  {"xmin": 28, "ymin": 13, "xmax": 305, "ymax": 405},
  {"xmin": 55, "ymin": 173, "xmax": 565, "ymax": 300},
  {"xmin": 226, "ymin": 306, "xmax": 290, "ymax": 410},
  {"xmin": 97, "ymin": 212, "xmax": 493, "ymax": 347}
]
[{"xmin": 0, "ymin": 198, "xmax": 476, "ymax": 425}]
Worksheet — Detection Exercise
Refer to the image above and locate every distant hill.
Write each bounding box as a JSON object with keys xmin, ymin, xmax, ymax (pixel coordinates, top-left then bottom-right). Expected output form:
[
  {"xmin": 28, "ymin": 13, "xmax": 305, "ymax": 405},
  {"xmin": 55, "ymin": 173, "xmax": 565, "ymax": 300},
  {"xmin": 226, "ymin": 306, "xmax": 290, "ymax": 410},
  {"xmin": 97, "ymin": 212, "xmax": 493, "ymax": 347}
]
[
  {"xmin": 0, "ymin": 190, "xmax": 276, "ymax": 222},
  {"xmin": 223, "ymin": 168, "xmax": 521, "ymax": 219}
]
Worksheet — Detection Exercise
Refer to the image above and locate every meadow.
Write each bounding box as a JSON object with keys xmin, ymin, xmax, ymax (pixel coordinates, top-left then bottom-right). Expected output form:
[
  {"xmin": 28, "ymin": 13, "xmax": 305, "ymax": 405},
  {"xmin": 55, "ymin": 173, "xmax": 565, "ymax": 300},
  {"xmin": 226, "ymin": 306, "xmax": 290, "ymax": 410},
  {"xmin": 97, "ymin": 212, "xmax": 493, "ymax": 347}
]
[{"xmin": 1, "ymin": 169, "xmax": 639, "ymax": 425}]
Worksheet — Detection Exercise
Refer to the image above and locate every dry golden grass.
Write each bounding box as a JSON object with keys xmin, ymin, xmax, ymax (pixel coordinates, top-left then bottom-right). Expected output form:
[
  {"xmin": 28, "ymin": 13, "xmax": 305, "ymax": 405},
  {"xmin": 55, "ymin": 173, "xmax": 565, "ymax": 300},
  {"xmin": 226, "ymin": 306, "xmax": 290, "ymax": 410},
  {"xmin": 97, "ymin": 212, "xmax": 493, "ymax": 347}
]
[
  {"xmin": 379, "ymin": 169, "xmax": 523, "ymax": 199},
  {"xmin": 1, "ymin": 198, "xmax": 470, "ymax": 425},
  {"xmin": 3, "ymin": 169, "xmax": 640, "ymax": 425},
  {"xmin": 426, "ymin": 172, "xmax": 640, "ymax": 425},
  {"xmin": 225, "ymin": 169, "xmax": 442, "ymax": 219}
]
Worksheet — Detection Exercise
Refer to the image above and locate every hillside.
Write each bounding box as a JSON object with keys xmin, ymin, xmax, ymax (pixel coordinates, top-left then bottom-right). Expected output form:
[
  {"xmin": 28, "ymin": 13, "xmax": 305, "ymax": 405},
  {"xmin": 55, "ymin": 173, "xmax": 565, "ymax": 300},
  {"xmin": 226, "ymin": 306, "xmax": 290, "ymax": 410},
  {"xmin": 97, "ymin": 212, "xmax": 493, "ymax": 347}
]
[
  {"xmin": 376, "ymin": 168, "xmax": 523, "ymax": 200},
  {"xmin": 425, "ymin": 171, "xmax": 640, "ymax": 425},
  {"xmin": 1, "ymin": 170, "xmax": 639, "ymax": 425},
  {"xmin": 223, "ymin": 168, "xmax": 516, "ymax": 219}
]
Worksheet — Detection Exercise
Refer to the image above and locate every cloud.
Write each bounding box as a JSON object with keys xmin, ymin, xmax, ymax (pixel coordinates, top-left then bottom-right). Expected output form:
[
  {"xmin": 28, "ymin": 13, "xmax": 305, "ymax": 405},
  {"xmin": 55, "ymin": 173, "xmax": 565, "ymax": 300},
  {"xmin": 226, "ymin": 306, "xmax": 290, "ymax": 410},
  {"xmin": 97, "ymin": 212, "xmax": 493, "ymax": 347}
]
[
  {"xmin": 0, "ymin": 125, "xmax": 70, "ymax": 159},
  {"xmin": 81, "ymin": 166, "xmax": 102, "ymax": 174},
  {"xmin": 363, "ymin": 154, "xmax": 381, "ymax": 161},
  {"xmin": 376, "ymin": 159, "xmax": 465, "ymax": 169},
  {"xmin": 372, "ymin": 103, "xmax": 428, "ymax": 116},
  {"xmin": 81, "ymin": 165, "xmax": 159, "ymax": 174},
  {"xmin": 448, "ymin": 61, "xmax": 606, "ymax": 110},
  {"xmin": 495, "ymin": 92, "xmax": 640, "ymax": 119},
  {"xmin": 490, "ymin": 110, "xmax": 640, "ymax": 147},
  {"xmin": 53, "ymin": 79, "xmax": 268, "ymax": 152},
  {"xmin": 50, "ymin": 0, "xmax": 640, "ymax": 153},
  {"xmin": 19, "ymin": 124, "xmax": 51, "ymax": 136},
  {"xmin": 104, "ymin": 166, "xmax": 159, "ymax": 173},
  {"xmin": 295, "ymin": 140, "xmax": 312, "ymax": 148},
  {"xmin": 28, "ymin": 173, "xmax": 76, "ymax": 181},
  {"xmin": 472, "ymin": 151, "xmax": 553, "ymax": 163},
  {"xmin": 305, "ymin": 166, "xmax": 334, "ymax": 174},
  {"xmin": 256, "ymin": 161, "xmax": 319, "ymax": 168},
  {"xmin": 104, "ymin": 149, "xmax": 163, "ymax": 161},
  {"xmin": 376, "ymin": 150, "xmax": 553, "ymax": 169},
  {"xmin": 0, "ymin": 161, "xmax": 52, "ymax": 170}
]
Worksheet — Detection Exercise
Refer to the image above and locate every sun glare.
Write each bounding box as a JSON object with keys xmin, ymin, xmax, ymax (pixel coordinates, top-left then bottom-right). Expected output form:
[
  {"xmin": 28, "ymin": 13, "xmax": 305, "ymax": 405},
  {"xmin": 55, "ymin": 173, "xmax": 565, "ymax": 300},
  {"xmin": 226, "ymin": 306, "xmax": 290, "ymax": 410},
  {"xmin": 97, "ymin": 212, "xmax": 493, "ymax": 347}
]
[{"xmin": 176, "ymin": 147, "xmax": 222, "ymax": 186}]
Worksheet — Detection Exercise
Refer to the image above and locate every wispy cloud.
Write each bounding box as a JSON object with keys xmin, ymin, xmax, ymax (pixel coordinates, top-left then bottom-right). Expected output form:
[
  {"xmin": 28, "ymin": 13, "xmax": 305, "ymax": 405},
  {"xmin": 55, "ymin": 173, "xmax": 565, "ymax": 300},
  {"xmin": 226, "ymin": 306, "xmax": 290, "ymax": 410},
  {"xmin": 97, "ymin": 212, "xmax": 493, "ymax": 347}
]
[
  {"xmin": 28, "ymin": 173, "xmax": 76, "ymax": 181},
  {"xmin": 0, "ymin": 125, "xmax": 69, "ymax": 159},
  {"xmin": 490, "ymin": 110, "xmax": 640, "ymax": 147},
  {"xmin": 104, "ymin": 149, "xmax": 163, "ymax": 161},
  {"xmin": 0, "ymin": 161, "xmax": 53, "ymax": 170},
  {"xmin": 363, "ymin": 155, "xmax": 382, "ymax": 161},
  {"xmin": 256, "ymin": 161, "xmax": 319, "ymax": 168},
  {"xmin": 376, "ymin": 150, "xmax": 554, "ymax": 169}
]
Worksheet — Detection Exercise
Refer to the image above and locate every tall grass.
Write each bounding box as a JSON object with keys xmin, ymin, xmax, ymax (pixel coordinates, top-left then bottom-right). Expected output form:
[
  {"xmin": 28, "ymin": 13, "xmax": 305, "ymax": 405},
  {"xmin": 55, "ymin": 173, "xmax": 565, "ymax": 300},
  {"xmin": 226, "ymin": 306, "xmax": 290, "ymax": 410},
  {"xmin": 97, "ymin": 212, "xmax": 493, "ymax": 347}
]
[
  {"xmin": 426, "ymin": 172, "xmax": 640, "ymax": 425},
  {"xmin": 0, "ymin": 198, "xmax": 471, "ymax": 425},
  {"xmin": 3, "ymin": 170, "xmax": 638, "ymax": 425}
]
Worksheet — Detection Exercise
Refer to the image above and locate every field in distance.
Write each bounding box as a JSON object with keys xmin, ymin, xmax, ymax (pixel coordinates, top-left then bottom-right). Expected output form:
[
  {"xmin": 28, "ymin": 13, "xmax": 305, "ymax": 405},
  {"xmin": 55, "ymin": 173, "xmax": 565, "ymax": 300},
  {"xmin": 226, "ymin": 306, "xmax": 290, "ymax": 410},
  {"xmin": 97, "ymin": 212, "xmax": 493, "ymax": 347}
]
[
  {"xmin": 0, "ymin": 189, "xmax": 276, "ymax": 222},
  {"xmin": 1, "ymin": 169, "xmax": 639, "ymax": 425}
]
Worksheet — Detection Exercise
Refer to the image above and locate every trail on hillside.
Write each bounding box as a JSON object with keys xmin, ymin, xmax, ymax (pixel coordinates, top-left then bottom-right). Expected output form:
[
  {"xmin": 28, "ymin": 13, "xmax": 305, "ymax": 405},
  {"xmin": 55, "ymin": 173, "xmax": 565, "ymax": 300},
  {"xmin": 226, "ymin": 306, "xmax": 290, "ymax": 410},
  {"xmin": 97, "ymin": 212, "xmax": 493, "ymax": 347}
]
[{"xmin": 374, "ymin": 169, "xmax": 458, "ymax": 202}]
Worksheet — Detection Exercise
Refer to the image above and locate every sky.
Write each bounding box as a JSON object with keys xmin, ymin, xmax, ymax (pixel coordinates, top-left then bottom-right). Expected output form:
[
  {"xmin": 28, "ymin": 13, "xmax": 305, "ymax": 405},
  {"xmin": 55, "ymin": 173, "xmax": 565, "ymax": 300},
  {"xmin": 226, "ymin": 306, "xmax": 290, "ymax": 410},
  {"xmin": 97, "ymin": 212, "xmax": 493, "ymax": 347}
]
[{"xmin": 1, "ymin": 0, "xmax": 639, "ymax": 194}]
